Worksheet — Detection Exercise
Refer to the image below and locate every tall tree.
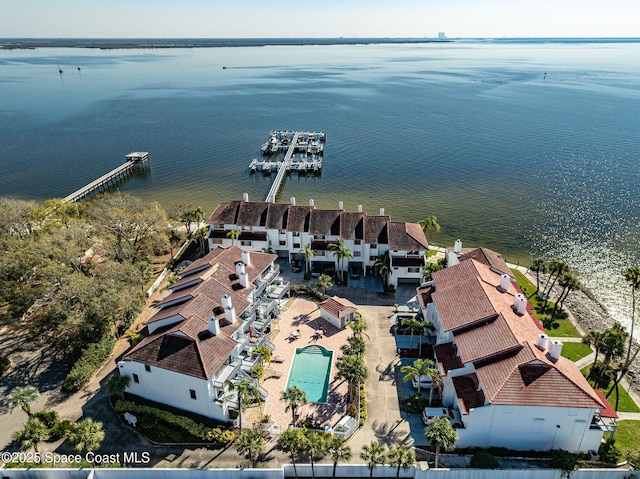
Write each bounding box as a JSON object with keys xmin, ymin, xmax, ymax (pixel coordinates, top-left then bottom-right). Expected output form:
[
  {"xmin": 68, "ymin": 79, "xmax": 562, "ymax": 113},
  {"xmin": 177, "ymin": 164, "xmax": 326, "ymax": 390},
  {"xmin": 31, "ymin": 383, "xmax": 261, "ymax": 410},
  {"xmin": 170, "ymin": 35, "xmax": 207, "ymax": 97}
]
[
  {"xmin": 253, "ymin": 345, "xmax": 272, "ymax": 366},
  {"xmin": 226, "ymin": 379, "xmax": 264, "ymax": 432},
  {"xmin": 234, "ymin": 429, "xmax": 265, "ymax": 468},
  {"xmin": 316, "ymin": 274, "xmax": 333, "ymax": 299},
  {"xmin": 106, "ymin": 373, "xmax": 131, "ymax": 401},
  {"xmin": 373, "ymin": 251, "xmax": 391, "ymax": 291},
  {"xmin": 281, "ymin": 386, "xmax": 308, "ymax": 424},
  {"xmin": 300, "ymin": 243, "xmax": 317, "ymax": 280},
  {"xmin": 424, "ymin": 417, "xmax": 458, "ymax": 468},
  {"xmin": 328, "ymin": 239, "xmax": 352, "ymax": 284},
  {"xmin": 305, "ymin": 431, "xmax": 329, "ymax": 479},
  {"xmin": 328, "ymin": 436, "xmax": 352, "ymax": 478},
  {"xmin": 401, "ymin": 318, "xmax": 423, "ymax": 350},
  {"xmin": 8, "ymin": 386, "xmax": 40, "ymax": 416},
  {"xmin": 336, "ymin": 354, "xmax": 368, "ymax": 403},
  {"xmin": 529, "ymin": 258, "xmax": 547, "ymax": 294},
  {"xmin": 556, "ymin": 272, "xmax": 581, "ymax": 310},
  {"xmin": 418, "ymin": 215, "xmax": 441, "ymax": 243},
  {"xmin": 361, "ymin": 441, "xmax": 386, "ymax": 478},
  {"xmin": 227, "ymin": 228, "xmax": 240, "ymax": 245},
  {"xmin": 67, "ymin": 418, "xmax": 105, "ymax": 456},
  {"xmin": 387, "ymin": 444, "xmax": 415, "ymax": 479},
  {"xmin": 400, "ymin": 359, "xmax": 436, "ymax": 394},
  {"xmin": 583, "ymin": 330, "xmax": 606, "ymax": 370},
  {"xmin": 276, "ymin": 428, "xmax": 307, "ymax": 478},
  {"xmin": 12, "ymin": 417, "xmax": 49, "ymax": 453},
  {"xmin": 191, "ymin": 206, "xmax": 205, "ymax": 231}
]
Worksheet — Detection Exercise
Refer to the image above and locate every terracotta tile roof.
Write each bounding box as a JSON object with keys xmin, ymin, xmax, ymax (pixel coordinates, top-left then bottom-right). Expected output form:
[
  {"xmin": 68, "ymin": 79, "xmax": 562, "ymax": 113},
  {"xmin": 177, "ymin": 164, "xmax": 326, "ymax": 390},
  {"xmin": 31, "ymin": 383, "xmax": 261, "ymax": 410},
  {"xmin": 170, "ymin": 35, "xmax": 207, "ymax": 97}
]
[
  {"xmin": 458, "ymin": 247, "xmax": 512, "ymax": 277},
  {"xmin": 434, "ymin": 342, "xmax": 463, "ymax": 374},
  {"xmin": 286, "ymin": 205, "xmax": 313, "ymax": 231},
  {"xmin": 126, "ymin": 315, "xmax": 237, "ymax": 379},
  {"xmin": 454, "ymin": 314, "xmax": 521, "ymax": 364},
  {"xmin": 207, "ymin": 201, "xmax": 241, "ymax": 225},
  {"xmin": 265, "ymin": 203, "xmax": 290, "ymax": 229},
  {"xmin": 319, "ymin": 296, "xmax": 357, "ymax": 318},
  {"xmin": 339, "ymin": 212, "xmax": 365, "ymax": 240},
  {"xmin": 452, "ymin": 374, "xmax": 485, "ymax": 414},
  {"xmin": 309, "ymin": 209, "xmax": 341, "ymax": 235},
  {"xmin": 417, "ymin": 284, "xmax": 435, "ymax": 308},
  {"xmin": 432, "ymin": 276, "xmax": 498, "ymax": 331},
  {"xmin": 388, "ymin": 222, "xmax": 429, "ymax": 250},
  {"xmin": 364, "ymin": 215, "xmax": 389, "ymax": 244},
  {"xmin": 236, "ymin": 201, "xmax": 269, "ymax": 227}
]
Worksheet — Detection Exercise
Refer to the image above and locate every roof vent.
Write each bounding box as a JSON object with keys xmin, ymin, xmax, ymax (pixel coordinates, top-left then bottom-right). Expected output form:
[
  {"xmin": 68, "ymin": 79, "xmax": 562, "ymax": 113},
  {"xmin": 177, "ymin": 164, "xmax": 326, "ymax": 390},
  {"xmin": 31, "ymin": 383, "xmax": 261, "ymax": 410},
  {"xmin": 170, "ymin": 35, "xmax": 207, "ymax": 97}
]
[
  {"xmin": 290, "ymin": 197, "xmax": 296, "ymax": 205},
  {"xmin": 242, "ymin": 192, "xmax": 249, "ymax": 202},
  {"xmin": 454, "ymin": 239, "xmax": 462, "ymax": 253},
  {"xmin": 512, "ymin": 293, "xmax": 527, "ymax": 315},
  {"xmin": 498, "ymin": 274, "xmax": 511, "ymax": 292},
  {"xmin": 536, "ymin": 333, "xmax": 549, "ymax": 351},
  {"xmin": 548, "ymin": 340, "xmax": 563, "ymax": 361}
]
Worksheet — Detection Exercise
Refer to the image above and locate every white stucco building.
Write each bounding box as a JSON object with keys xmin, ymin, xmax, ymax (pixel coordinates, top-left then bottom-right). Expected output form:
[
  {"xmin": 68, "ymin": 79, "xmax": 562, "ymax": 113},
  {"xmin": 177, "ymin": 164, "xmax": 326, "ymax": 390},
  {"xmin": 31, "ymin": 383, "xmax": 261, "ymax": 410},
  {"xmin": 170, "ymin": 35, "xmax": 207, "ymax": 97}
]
[
  {"xmin": 416, "ymin": 243, "xmax": 616, "ymax": 453},
  {"xmin": 319, "ymin": 296, "xmax": 358, "ymax": 329},
  {"xmin": 118, "ymin": 246, "xmax": 289, "ymax": 422},
  {"xmin": 206, "ymin": 196, "xmax": 429, "ymax": 287}
]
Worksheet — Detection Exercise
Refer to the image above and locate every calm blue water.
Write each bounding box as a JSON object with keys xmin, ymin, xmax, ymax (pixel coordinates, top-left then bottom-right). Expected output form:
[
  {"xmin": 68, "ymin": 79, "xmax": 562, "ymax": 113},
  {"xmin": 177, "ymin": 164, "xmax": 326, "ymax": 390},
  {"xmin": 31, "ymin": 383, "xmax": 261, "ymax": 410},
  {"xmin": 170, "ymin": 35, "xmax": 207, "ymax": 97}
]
[
  {"xmin": 287, "ymin": 346, "xmax": 333, "ymax": 403},
  {"xmin": 1, "ymin": 41, "xmax": 639, "ymax": 325}
]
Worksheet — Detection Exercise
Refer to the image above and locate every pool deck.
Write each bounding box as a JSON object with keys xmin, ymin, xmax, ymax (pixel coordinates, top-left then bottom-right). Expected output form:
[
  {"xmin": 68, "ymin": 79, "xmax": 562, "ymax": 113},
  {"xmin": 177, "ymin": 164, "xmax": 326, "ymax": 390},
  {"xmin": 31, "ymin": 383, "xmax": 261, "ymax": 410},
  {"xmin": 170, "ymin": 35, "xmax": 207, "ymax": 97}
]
[{"xmin": 261, "ymin": 297, "xmax": 351, "ymax": 430}]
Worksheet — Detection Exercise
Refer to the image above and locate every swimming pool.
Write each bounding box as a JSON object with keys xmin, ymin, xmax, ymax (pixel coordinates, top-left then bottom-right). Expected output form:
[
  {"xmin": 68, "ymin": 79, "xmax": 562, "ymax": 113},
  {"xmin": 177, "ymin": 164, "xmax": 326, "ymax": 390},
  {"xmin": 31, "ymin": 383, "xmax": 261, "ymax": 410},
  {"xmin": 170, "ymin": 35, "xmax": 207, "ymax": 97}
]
[{"xmin": 286, "ymin": 345, "xmax": 333, "ymax": 403}]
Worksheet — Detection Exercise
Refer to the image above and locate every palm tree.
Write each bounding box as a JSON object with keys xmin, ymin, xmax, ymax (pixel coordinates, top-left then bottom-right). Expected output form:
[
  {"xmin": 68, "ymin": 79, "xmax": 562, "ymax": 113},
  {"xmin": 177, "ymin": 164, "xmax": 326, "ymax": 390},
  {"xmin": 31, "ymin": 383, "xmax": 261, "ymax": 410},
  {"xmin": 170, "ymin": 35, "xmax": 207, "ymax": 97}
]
[
  {"xmin": 191, "ymin": 206, "xmax": 205, "ymax": 231},
  {"xmin": 300, "ymin": 243, "xmax": 316, "ymax": 280},
  {"xmin": 226, "ymin": 379, "xmax": 264, "ymax": 432},
  {"xmin": 418, "ymin": 215, "xmax": 441, "ymax": 243},
  {"xmin": 281, "ymin": 386, "xmax": 308, "ymax": 424},
  {"xmin": 328, "ymin": 239, "xmax": 352, "ymax": 284},
  {"xmin": 253, "ymin": 345, "xmax": 272, "ymax": 366},
  {"xmin": 341, "ymin": 335, "xmax": 366, "ymax": 356},
  {"xmin": 328, "ymin": 436, "xmax": 352, "ymax": 478},
  {"xmin": 600, "ymin": 322, "xmax": 628, "ymax": 373},
  {"xmin": 556, "ymin": 272, "xmax": 581, "ymax": 310},
  {"xmin": 106, "ymin": 372, "xmax": 131, "ymax": 401},
  {"xmin": 361, "ymin": 440, "xmax": 386, "ymax": 477},
  {"xmin": 623, "ymin": 267, "xmax": 640, "ymax": 367},
  {"xmin": 348, "ymin": 312, "xmax": 367, "ymax": 338},
  {"xmin": 8, "ymin": 386, "xmax": 40, "ymax": 416},
  {"xmin": 305, "ymin": 431, "xmax": 329, "ymax": 479},
  {"xmin": 424, "ymin": 416, "xmax": 458, "ymax": 468},
  {"xmin": 167, "ymin": 228, "xmax": 182, "ymax": 261},
  {"xmin": 336, "ymin": 354, "xmax": 368, "ymax": 403},
  {"xmin": 373, "ymin": 251, "xmax": 391, "ymax": 291},
  {"xmin": 227, "ymin": 228, "xmax": 240, "ymax": 245},
  {"xmin": 400, "ymin": 358, "xmax": 436, "ymax": 394},
  {"xmin": 12, "ymin": 417, "xmax": 48, "ymax": 452},
  {"xmin": 387, "ymin": 444, "xmax": 415, "ymax": 479},
  {"xmin": 316, "ymin": 274, "xmax": 333, "ymax": 299},
  {"xmin": 529, "ymin": 258, "xmax": 547, "ymax": 294},
  {"xmin": 542, "ymin": 260, "xmax": 569, "ymax": 302},
  {"xmin": 276, "ymin": 428, "xmax": 307, "ymax": 478},
  {"xmin": 583, "ymin": 330, "xmax": 606, "ymax": 370},
  {"xmin": 235, "ymin": 429, "xmax": 265, "ymax": 468},
  {"xmin": 401, "ymin": 318, "xmax": 423, "ymax": 350},
  {"xmin": 67, "ymin": 418, "xmax": 105, "ymax": 455}
]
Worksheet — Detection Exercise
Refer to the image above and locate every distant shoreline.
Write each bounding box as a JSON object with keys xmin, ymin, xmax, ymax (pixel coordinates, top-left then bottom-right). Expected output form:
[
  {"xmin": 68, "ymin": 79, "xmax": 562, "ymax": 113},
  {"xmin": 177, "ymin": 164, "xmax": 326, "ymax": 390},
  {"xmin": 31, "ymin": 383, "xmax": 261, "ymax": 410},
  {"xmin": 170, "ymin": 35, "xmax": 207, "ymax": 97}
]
[{"xmin": 2, "ymin": 37, "xmax": 640, "ymax": 50}]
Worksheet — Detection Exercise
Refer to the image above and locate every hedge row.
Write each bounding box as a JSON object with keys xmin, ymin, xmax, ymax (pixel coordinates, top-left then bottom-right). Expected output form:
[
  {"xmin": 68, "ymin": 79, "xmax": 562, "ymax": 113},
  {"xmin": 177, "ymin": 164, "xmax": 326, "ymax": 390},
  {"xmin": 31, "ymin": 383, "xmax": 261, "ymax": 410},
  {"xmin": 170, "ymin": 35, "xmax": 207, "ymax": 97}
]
[{"xmin": 62, "ymin": 337, "xmax": 116, "ymax": 392}]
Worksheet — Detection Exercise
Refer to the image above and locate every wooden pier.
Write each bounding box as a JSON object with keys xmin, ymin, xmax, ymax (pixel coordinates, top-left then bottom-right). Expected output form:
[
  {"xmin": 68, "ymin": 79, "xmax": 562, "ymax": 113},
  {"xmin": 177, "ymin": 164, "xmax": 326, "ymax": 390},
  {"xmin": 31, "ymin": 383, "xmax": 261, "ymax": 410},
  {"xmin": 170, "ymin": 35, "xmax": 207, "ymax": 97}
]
[
  {"xmin": 63, "ymin": 152, "xmax": 149, "ymax": 202},
  {"xmin": 250, "ymin": 131, "xmax": 325, "ymax": 203}
]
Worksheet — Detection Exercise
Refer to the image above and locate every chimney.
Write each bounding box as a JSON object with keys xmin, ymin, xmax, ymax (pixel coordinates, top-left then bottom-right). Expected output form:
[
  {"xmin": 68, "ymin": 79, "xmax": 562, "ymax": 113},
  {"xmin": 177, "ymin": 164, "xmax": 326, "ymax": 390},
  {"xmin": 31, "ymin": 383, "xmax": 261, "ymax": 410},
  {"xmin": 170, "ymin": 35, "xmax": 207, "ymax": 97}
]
[
  {"xmin": 499, "ymin": 274, "xmax": 511, "ymax": 292},
  {"xmin": 536, "ymin": 333, "xmax": 549, "ymax": 351},
  {"xmin": 208, "ymin": 316, "xmax": 220, "ymax": 336},
  {"xmin": 357, "ymin": 205, "xmax": 363, "ymax": 213},
  {"xmin": 338, "ymin": 201, "xmax": 344, "ymax": 211},
  {"xmin": 548, "ymin": 340, "xmax": 563, "ymax": 361},
  {"xmin": 309, "ymin": 199, "xmax": 315, "ymax": 208},
  {"xmin": 241, "ymin": 249, "xmax": 251, "ymax": 266},
  {"xmin": 379, "ymin": 208, "xmax": 385, "ymax": 216},
  {"xmin": 225, "ymin": 304, "xmax": 236, "ymax": 324},
  {"xmin": 235, "ymin": 261, "xmax": 246, "ymax": 277},
  {"xmin": 290, "ymin": 197, "xmax": 296, "ymax": 205},
  {"xmin": 242, "ymin": 192, "xmax": 249, "ymax": 202},
  {"xmin": 239, "ymin": 272, "xmax": 249, "ymax": 288},
  {"xmin": 513, "ymin": 293, "xmax": 527, "ymax": 315},
  {"xmin": 454, "ymin": 239, "xmax": 462, "ymax": 254},
  {"xmin": 221, "ymin": 294, "xmax": 232, "ymax": 309}
]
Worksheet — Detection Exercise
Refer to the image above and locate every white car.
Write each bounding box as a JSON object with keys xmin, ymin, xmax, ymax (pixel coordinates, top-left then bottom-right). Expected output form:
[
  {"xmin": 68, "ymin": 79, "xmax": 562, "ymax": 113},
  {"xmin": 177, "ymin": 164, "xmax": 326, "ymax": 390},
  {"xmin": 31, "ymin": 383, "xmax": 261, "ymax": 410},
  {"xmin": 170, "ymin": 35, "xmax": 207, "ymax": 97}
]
[
  {"xmin": 411, "ymin": 375, "xmax": 434, "ymax": 390},
  {"xmin": 422, "ymin": 407, "xmax": 462, "ymax": 427}
]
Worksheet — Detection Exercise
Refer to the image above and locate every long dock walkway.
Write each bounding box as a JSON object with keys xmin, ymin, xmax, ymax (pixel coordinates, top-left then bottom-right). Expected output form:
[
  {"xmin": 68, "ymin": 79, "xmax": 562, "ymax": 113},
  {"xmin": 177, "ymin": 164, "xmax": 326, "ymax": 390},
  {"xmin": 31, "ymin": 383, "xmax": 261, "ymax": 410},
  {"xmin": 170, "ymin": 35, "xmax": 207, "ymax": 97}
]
[
  {"xmin": 63, "ymin": 152, "xmax": 149, "ymax": 202},
  {"xmin": 265, "ymin": 132, "xmax": 299, "ymax": 203}
]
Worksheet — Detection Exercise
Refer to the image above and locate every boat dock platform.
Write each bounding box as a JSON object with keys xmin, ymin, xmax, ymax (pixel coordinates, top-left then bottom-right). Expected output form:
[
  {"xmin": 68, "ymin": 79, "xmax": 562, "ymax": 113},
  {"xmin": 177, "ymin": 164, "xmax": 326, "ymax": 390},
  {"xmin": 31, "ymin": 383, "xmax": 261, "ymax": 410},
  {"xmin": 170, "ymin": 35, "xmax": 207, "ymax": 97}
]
[
  {"xmin": 253, "ymin": 131, "xmax": 325, "ymax": 203},
  {"xmin": 63, "ymin": 152, "xmax": 149, "ymax": 202}
]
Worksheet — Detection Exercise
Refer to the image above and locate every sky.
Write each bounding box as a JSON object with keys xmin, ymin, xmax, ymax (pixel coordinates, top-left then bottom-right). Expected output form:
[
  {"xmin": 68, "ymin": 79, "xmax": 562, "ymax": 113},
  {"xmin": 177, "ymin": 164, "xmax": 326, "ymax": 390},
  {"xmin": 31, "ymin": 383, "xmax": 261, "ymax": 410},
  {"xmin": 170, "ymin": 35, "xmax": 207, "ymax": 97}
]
[{"xmin": 1, "ymin": 0, "xmax": 638, "ymax": 39}]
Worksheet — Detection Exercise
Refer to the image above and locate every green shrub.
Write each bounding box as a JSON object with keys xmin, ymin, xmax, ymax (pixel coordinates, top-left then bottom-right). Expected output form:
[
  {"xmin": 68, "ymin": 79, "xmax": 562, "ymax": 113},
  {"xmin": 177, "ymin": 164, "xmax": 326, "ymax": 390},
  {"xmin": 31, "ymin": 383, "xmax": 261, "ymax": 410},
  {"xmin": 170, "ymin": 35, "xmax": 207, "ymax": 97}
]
[
  {"xmin": 405, "ymin": 393, "xmax": 429, "ymax": 414},
  {"xmin": 252, "ymin": 364, "xmax": 264, "ymax": 378},
  {"xmin": 359, "ymin": 385, "xmax": 367, "ymax": 426},
  {"xmin": 206, "ymin": 427, "xmax": 235, "ymax": 444},
  {"xmin": 470, "ymin": 452, "xmax": 499, "ymax": 469},
  {"xmin": 0, "ymin": 356, "xmax": 10, "ymax": 376},
  {"xmin": 598, "ymin": 440, "xmax": 621, "ymax": 465},
  {"xmin": 62, "ymin": 337, "xmax": 116, "ymax": 392},
  {"xmin": 32, "ymin": 410, "xmax": 58, "ymax": 428},
  {"xmin": 49, "ymin": 419, "xmax": 73, "ymax": 440},
  {"xmin": 125, "ymin": 330, "xmax": 145, "ymax": 347}
]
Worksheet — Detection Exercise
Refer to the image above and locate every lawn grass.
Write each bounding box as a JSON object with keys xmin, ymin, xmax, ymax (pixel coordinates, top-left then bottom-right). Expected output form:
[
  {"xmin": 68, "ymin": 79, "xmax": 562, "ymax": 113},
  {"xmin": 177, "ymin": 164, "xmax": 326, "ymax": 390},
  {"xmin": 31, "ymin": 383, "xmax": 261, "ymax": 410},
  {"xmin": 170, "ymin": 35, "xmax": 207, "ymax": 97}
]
[
  {"xmin": 581, "ymin": 365, "xmax": 640, "ymax": 413},
  {"xmin": 511, "ymin": 269, "xmax": 581, "ymax": 338},
  {"xmin": 560, "ymin": 342, "xmax": 593, "ymax": 362},
  {"xmin": 606, "ymin": 420, "xmax": 640, "ymax": 457}
]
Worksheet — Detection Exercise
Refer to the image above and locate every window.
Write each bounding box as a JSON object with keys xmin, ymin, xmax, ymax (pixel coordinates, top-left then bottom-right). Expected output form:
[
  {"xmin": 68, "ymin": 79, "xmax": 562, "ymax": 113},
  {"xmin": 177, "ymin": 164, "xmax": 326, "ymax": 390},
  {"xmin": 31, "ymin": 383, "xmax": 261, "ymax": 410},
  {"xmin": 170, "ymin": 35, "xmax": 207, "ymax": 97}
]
[
  {"xmin": 190, "ymin": 389, "xmax": 197, "ymax": 400},
  {"xmin": 531, "ymin": 418, "xmax": 544, "ymax": 433},
  {"xmin": 315, "ymin": 251, "xmax": 325, "ymax": 256},
  {"xmin": 279, "ymin": 229, "xmax": 286, "ymax": 234},
  {"xmin": 211, "ymin": 238, "xmax": 223, "ymax": 244},
  {"xmin": 408, "ymin": 267, "xmax": 420, "ymax": 273},
  {"xmin": 354, "ymin": 251, "xmax": 361, "ymax": 257},
  {"xmin": 240, "ymin": 240, "xmax": 252, "ymax": 246},
  {"xmin": 369, "ymin": 256, "xmax": 377, "ymax": 261},
  {"xmin": 293, "ymin": 243, "xmax": 300, "ymax": 248},
  {"xmin": 242, "ymin": 226, "xmax": 251, "ymax": 231},
  {"xmin": 355, "ymin": 240, "xmax": 361, "ymax": 245},
  {"xmin": 292, "ymin": 232, "xmax": 300, "ymax": 237},
  {"xmin": 279, "ymin": 240, "xmax": 286, "ymax": 246},
  {"xmin": 133, "ymin": 374, "xmax": 139, "ymax": 384},
  {"xmin": 393, "ymin": 267, "xmax": 399, "ymax": 270},
  {"xmin": 316, "ymin": 235, "xmax": 325, "ymax": 240},
  {"xmin": 144, "ymin": 364, "xmax": 151, "ymax": 372},
  {"xmin": 370, "ymin": 244, "xmax": 377, "ymax": 249}
]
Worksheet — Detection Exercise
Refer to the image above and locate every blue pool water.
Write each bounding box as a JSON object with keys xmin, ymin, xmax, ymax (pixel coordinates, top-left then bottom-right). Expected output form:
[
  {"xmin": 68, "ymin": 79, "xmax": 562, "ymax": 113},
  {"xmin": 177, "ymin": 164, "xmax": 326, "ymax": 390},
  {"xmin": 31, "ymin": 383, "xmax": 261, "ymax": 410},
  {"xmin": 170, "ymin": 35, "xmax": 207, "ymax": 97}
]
[{"xmin": 286, "ymin": 345, "xmax": 333, "ymax": 403}]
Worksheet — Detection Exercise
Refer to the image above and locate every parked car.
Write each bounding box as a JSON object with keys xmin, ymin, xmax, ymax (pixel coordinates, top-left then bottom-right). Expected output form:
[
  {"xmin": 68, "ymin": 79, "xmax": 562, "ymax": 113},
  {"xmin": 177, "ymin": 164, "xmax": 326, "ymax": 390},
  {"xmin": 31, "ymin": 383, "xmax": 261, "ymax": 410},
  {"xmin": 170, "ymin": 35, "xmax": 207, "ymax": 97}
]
[
  {"xmin": 422, "ymin": 407, "xmax": 462, "ymax": 427},
  {"xmin": 411, "ymin": 375, "xmax": 434, "ymax": 390}
]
